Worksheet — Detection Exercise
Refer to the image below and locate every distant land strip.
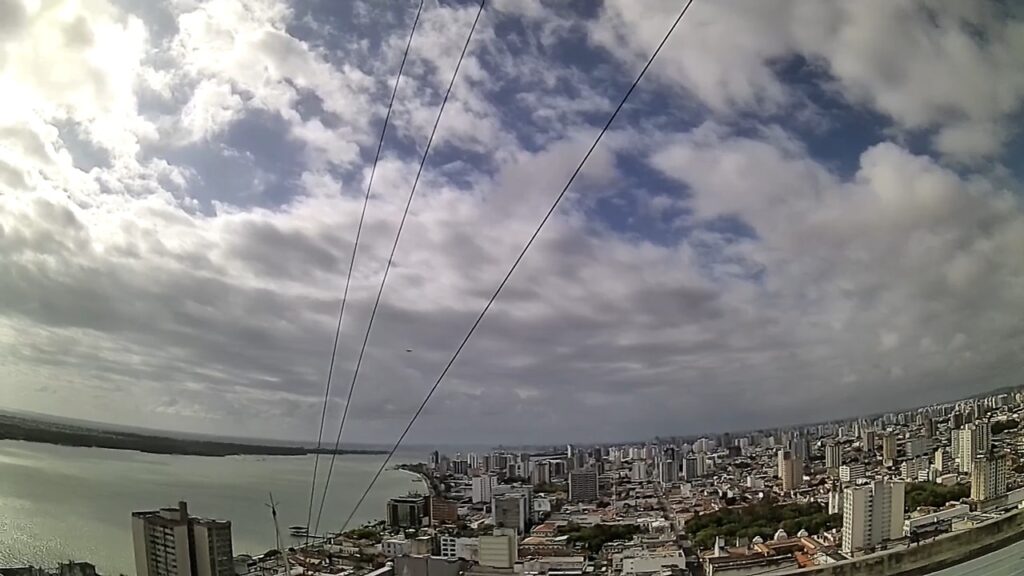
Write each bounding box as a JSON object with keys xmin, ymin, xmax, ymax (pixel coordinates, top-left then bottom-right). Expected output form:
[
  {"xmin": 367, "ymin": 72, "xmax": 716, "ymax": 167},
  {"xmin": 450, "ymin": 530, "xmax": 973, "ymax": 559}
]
[{"xmin": 0, "ymin": 414, "xmax": 386, "ymax": 457}]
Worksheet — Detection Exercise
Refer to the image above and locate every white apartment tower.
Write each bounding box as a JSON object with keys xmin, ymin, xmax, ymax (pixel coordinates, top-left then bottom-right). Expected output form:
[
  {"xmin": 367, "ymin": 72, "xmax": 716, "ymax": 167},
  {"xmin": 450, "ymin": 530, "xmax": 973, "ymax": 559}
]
[
  {"xmin": 841, "ymin": 481, "xmax": 905, "ymax": 555},
  {"xmin": 132, "ymin": 501, "xmax": 233, "ymax": 576},
  {"xmin": 825, "ymin": 443, "xmax": 842, "ymax": 472},
  {"xmin": 956, "ymin": 422, "xmax": 992, "ymax": 473},
  {"xmin": 472, "ymin": 475, "xmax": 495, "ymax": 504}
]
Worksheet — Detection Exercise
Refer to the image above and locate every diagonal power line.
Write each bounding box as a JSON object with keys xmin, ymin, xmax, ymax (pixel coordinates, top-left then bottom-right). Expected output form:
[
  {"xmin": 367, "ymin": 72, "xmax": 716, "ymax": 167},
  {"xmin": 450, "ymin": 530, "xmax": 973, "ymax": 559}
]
[
  {"xmin": 303, "ymin": 0, "xmax": 425, "ymax": 546},
  {"xmin": 336, "ymin": 0, "xmax": 698, "ymax": 535},
  {"xmin": 312, "ymin": 0, "xmax": 487, "ymax": 538}
]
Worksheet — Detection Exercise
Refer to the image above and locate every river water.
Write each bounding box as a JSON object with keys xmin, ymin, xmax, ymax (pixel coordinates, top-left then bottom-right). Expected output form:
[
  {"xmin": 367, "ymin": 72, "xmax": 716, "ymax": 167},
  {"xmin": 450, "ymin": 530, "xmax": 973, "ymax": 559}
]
[{"xmin": 0, "ymin": 440, "xmax": 426, "ymax": 575}]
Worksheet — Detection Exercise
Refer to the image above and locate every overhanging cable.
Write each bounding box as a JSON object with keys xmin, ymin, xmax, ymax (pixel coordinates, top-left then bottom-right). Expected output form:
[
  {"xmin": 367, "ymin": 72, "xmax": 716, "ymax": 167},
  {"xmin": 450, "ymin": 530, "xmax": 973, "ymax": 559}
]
[
  {"xmin": 312, "ymin": 0, "xmax": 487, "ymax": 538},
  {"xmin": 303, "ymin": 0, "xmax": 425, "ymax": 546},
  {"xmin": 336, "ymin": 0, "xmax": 698, "ymax": 535}
]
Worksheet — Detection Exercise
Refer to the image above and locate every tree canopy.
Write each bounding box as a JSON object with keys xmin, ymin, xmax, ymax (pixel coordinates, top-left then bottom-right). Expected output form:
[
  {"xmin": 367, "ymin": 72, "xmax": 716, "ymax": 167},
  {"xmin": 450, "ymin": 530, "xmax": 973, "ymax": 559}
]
[{"xmin": 684, "ymin": 501, "xmax": 840, "ymax": 549}]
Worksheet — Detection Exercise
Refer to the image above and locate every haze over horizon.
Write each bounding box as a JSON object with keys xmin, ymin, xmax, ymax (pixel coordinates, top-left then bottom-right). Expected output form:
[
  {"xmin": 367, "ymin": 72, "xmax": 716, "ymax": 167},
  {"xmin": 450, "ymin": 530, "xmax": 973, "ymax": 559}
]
[{"xmin": 2, "ymin": 0, "xmax": 1024, "ymax": 445}]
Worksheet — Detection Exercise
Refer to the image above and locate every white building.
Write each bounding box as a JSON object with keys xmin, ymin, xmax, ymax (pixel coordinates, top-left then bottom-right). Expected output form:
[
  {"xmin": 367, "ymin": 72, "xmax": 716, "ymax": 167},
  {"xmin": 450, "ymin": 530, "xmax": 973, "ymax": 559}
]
[
  {"xmin": 440, "ymin": 536, "xmax": 479, "ymax": 561},
  {"xmin": 839, "ymin": 463, "xmax": 865, "ymax": 483},
  {"xmin": 956, "ymin": 422, "xmax": 992, "ymax": 473},
  {"xmin": 381, "ymin": 537, "xmax": 409, "ymax": 558},
  {"xmin": 472, "ymin": 475, "xmax": 495, "ymax": 504},
  {"xmin": 825, "ymin": 443, "xmax": 842, "ymax": 471},
  {"xmin": 631, "ymin": 461, "xmax": 648, "ymax": 482},
  {"xmin": 828, "ymin": 487, "xmax": 844, "ymax": 515},
  {"xmin": 841, "ymin": 480, "xmax": 905, "ymax": 555},
  {"xmin": 901, "ymin": 457, "xmax": 929, "ymax": 482},
  {"xmin": 132, "ymin": 501, "xmax": 234, "ymax": 576}
]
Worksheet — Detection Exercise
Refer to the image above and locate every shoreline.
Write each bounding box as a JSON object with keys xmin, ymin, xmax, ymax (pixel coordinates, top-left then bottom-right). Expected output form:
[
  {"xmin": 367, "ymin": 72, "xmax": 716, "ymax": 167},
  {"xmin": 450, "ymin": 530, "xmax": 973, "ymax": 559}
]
[
  {"xmin": 0, "ymin": 415, "xmax": 387, "ymax": 458},
  {"xmin": 0, "ymin": 436, "xmax": 389, "ymax": 458}
]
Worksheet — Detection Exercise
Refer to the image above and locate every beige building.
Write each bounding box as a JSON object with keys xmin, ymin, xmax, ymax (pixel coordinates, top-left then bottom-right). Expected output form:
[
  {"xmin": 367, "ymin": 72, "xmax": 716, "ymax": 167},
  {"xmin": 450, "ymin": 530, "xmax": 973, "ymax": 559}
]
[
  {"xmin": 971, "ymin": 452, "xmax": 1008, "ymax": 502},
  {"xmin": 132, "ymin": 501, "xmax": 233, "ymax": 576},
  {"xmin": 777, "ymin": 450, "xmax": 802, "ymax": 491},
  {"xmin": 882, "ymin": 433, "xmax": 897, "ymax": 464},
  {"xmin": 841, "ymin": 480, "xmax": 905, "ymax": 555},
  {"xmin": 478, "ymin": 528, "xmax": 517, "ymax": 568}
]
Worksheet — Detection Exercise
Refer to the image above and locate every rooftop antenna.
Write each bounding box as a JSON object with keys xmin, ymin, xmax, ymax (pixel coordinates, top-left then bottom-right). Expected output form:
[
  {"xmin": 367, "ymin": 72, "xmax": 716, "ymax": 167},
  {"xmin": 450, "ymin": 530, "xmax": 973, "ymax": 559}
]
[{"xmin": 265, "ymin": 492, "xmax": 292, "ymax": 576}]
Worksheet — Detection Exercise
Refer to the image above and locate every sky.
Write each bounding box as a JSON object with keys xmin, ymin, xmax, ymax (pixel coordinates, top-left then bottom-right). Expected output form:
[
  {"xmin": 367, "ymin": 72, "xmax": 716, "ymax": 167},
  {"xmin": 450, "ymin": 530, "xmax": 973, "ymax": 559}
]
[{"xmin": 1, "ymin": 0, "xmax": 1024, "ymax": 445}]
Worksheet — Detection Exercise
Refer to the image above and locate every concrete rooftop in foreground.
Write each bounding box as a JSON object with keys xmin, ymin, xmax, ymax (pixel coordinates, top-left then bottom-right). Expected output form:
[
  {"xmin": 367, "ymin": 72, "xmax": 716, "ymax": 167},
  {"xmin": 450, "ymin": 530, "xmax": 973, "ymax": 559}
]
[{"xmin": 927, "ymin": 536, "xmax": 1024, "ymax": 576}]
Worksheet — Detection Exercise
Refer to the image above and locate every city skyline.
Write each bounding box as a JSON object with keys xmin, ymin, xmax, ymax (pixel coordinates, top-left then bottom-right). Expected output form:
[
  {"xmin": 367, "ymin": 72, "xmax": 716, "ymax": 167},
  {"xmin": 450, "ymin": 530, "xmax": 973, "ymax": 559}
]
[
  {"xmin": 3, "ymin": 0, "xmax": 1024, "ymax": 444},
  {"xmin": 5, "ymin": 383, "xmax": 1015, "ymax": 450}
]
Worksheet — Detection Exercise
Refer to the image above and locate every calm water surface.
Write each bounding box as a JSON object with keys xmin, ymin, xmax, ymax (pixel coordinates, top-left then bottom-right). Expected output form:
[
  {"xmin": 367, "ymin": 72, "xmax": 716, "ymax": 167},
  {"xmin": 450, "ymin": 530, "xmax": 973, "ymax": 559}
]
[{"xmin": 0, "ymin": 441, "xmax": 426, "ymax": 575}]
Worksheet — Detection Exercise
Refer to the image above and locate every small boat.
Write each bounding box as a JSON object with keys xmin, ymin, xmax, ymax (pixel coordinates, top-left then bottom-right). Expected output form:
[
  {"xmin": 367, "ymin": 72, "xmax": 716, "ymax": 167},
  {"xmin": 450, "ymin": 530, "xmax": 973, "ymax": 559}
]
[{"xmin": 289, "ymin": 525, "xmax": 309, "ymax": 537}]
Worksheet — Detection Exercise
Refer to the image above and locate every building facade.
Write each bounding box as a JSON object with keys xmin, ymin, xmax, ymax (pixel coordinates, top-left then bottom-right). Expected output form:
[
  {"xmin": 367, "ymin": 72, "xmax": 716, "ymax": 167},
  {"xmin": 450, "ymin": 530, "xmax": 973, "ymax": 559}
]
[
  {"xmin": 971, "ymin": 452, "xmax": 1008, "ymax": 501},
  {"xmin": 569, "ymin": 470, "xmax": 599, "ymax": 503},
  {"xmin": 132, "ymin": 501, "xmax": 233, "ymax": 576},
  {"xmin": 777, "ymin": 450, "xmax": 802, "ymax": 491},
  {"xmin": 387, "ymin": 496, "xmax": 428, "ymax": 529},
  {"xmin": 493, "ymin": 494, "xmax": 528, "ymax": 535},
  {"xmin": 472, "ymin": 475, "xmax": 495, "ymax": 504},
  {"xmin": 430, "ymin": 496, "xmax": 459, "ymax": 525},
  {"xmin": 841, "ymin": 481, "xmax": 905, "ymax": 555}
]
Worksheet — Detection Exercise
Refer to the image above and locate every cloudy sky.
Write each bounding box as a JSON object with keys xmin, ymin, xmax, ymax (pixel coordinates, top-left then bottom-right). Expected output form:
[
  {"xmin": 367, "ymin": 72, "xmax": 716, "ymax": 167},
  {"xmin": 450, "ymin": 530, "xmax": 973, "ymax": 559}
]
[{"xmin": 2, "ymin": 0, "xmax": 1023, "ymax": 445}]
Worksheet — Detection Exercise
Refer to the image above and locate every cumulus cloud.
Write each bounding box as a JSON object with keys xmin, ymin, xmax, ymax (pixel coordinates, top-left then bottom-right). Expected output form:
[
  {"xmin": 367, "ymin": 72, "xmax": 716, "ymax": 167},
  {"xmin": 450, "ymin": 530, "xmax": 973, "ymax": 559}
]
[
  {"xmin": 1, "ymin": 0, "xmax": 1023, "ymax": 444},
  {"xmin": 590, "ymin": 0, "xmax": 1024, "ymax": 162}
]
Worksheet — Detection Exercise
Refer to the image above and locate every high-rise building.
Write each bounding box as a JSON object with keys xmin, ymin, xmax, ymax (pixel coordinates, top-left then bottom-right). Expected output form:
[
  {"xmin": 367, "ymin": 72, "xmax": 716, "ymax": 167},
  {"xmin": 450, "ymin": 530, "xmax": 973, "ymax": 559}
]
[
  {"xmin": 970, "ymin": 452, "xmax": 1008, "ymax": 502},
  {"xmin": 777, "ymin": 450, "xmax": 802, "ymax": 491},
  {"xmin": 825, "ymin": 443, "xmax": 842, "ymax": 472},
  {"xmin": 861, "ymin": 429, "xmax": 876, "ymax": 453},
  {"xmin": 569, "ymin": 470, "xmax": 599, "ymax": 502},
  {"xmin": 906, "ymin": 436, "xmax": 929, "ymax": 459},
  {"xmin": 531, "ymin": 462, "xmax": 551, "ymax": 487},
  {"xmin": 387, "ymin": 495, "xmax": 428, "ymax": 529},
  {"xmin": 631, "ymin": 461, "xmax": 648, "ymax": 482},
  {"xmin": 472, "ymin": 475, "xmax": 495, "ymax": 504},
  {"xmin": 949, "ymin": 412, "xmax": 963, "ymax": 430},
  {"xmin": 955, "ymin": 423, "xmax": 990, "ymax": 473},
  {"xmin": 841, "ymin": 481, "xmax": 905, "ymax": 555},
  {"xmin": 492, "ymin": 494, "xmax": 528, "ymax": 535},
  {"xmin": 574, "ymin": 450, "xmax": 587, "ymax": 470},
  {"xmin": 882, "ymin": 433, "xmax": 897, "ymax": 465},
  {"xmin": 430, "ymin": 497, "xmax": 459, "ymax": 525},
  {"xmin": 451, "ymin": 459, "xmax": 469, "ymax": 476},
  {"xmin": 900, "ymin": 457, "xmax": 929, "ymax": 482},
  {"xmin": 790, "ymin": 436, "xmax": 810, "ymax": 462},
  {"xmin": 132, "ymin": 501, "xmax": 234, "ymax": 576},
  {"xmin": 659, "ymin": 460, "xmax": 679, "ymax": 484},
  {"xmin": 839, "ymin": 463, "xmax": 865, "ymax": 483},
  {"xmin": 933, "ymin": 447, "xmax": 951, "ymax": 474},
  {"xmin": 694, "ymin": 438, "xmax": 709, "ymax": 454},
  {"xmin": 695, "ymin": 452, "xmax": 709, "ymax": 478},
  {"xmin": 682, "ymin": 456, "xmax": 698, "ymax": 480},
  {"xmin": 923, "ymin": 417, "xmax": 936, "ymax": 439},
  {"xmin": 828, "ymin": 486, "xmax": 844, "ymax": 515}
]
